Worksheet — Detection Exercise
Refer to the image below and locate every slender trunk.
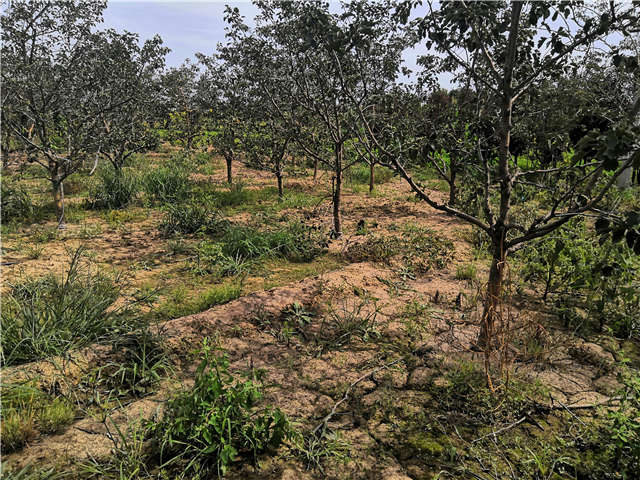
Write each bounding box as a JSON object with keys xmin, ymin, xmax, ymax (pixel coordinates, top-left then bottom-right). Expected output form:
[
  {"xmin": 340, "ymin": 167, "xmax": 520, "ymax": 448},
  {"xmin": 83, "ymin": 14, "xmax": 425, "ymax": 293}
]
[
  {"xmin": 478, "ymin": 236, "xmax": 506, "ymax": 349},
  {"xmin": 332, "ymin": 142, "xmax": 343, "ymax": 237},
  {"xmin": 276, "ymin": 152, "xmax": 284, "ymax": 198},
  {"xmin": 276, "ymin": 173, "xmax": 283, "ymax": 198},
  {"xmin": 313, "ymin": 158, "xmax": 319, "ymax": 183},
  {"xmin": 369, "ymin": 161, "xmax": 375, "ymax": 193},
  {"xmin": 449, "ymin": 167, "xmax": 457, "ymax": 206},
  {"xmin": 226, "ymin": 154, "xmax": 233, "ymax": 184},
  {"xmin": 52, "ymin": 179, "xmax": 65, "ymax": 225}
]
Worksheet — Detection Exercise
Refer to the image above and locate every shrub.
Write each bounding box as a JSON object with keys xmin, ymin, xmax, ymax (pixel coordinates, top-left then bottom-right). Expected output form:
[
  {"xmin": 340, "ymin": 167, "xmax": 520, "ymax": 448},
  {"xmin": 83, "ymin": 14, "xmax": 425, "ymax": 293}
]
[
  {"xmin": 1, "ymin": 247, "xmax": 131, "ymax": 365},
  {"xmin": 149, "ymin": 340, "xmax": 293, "ymax": 476},
  {"xmin": 87, "ymin": 168, "xmax": 139, "ymax": 209},
  {"xmin": 160, "ymin": 202, "xmax": 229, "ymax": 236},
  {"xmin": 516, "ymin": 219, "xmax": 640, "ymax": 338},
  {"xmin": 1, "ymin": 180, "xmax": 35, "ymax": 222},
  {"xmin": 142, "ymin": 166, "xmax": 191, "ymax": 204}
]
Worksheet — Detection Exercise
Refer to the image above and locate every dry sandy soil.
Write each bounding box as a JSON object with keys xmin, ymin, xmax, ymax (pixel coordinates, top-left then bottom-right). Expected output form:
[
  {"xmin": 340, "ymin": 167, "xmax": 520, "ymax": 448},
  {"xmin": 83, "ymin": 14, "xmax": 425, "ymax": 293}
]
[{"xmin": 1, "ymin": 155, "xmax": 629, "ymax": 479}]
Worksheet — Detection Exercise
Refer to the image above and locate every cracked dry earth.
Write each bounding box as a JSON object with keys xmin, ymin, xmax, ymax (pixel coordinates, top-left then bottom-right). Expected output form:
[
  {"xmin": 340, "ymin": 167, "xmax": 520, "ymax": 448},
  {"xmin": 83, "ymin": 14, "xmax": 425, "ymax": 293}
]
[{"xmin": 2, "ymin": 173, "xmax": 627, "ymax": 479}]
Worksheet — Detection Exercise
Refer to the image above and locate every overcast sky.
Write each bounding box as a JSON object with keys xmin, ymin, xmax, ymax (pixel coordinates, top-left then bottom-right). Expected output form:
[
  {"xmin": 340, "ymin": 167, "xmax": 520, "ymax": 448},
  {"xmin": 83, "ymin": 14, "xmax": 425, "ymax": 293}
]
[{"xmin": 102, "ymin": 0, "xmax": 439, "ymax": 85}]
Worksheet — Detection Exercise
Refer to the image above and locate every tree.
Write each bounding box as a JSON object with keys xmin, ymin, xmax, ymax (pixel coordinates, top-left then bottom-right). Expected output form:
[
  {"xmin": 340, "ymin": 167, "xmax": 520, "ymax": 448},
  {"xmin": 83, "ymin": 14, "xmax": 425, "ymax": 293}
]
[
  {"xmin": 237, "ymin": 0, "xmax": 405, "ymax": 237},
  {"xmin": 361, "ymin": 1, "xmax": 640, "ymax": 352},
  {"xmin": 161, "ymin": 61, "xmax": 203, "ymax": 152},
  {"xmin": 95, "ymin": 30, "xmax": 168, "ymax": 173},
  {"xmin": 2, "ymin": 0, "xmax": 116, "ymax": 223}
]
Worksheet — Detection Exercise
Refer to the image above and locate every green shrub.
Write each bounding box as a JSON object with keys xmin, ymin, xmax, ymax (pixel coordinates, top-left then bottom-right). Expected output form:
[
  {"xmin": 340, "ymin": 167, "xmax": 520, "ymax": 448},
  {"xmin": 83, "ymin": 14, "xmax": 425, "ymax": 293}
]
[
  {"xmin": 516, "ymin": 219, "xmax": 639, "ymax": 338},
  {"xmin": 142, "ymin": 166, "xmax": 191, "ymax": 204},
  {"xmin": 149, "ymin": 340, "xmax": 293, "ymax": 476},
  {"xmin": 160, "ymin": 202, "xmax": 229, "ymax": 236},
  {"xmin": 1, "ymin": 247, "xmax": 132, "ymax": 365},
  {"xmin": 1, "ymin": 180, "xmax": 35, "ymax": 222},
  {"xmin": 87, "ymin": 168, "xmax": 139, "ymax": 209}
]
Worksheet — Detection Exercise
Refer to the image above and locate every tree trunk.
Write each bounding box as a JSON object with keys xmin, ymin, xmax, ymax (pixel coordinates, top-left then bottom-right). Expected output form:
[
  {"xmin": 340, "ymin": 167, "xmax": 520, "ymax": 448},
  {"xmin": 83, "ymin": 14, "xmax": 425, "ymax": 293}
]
[
  {"xmin": 332, "ymin": 142, "xmax": 343, "ymax": 237},
  {"xmin": 369, "ymin": 161, "xmax": 375, "ymax": 193},
  {"xmin": 477, "ymin": 237, "xmax": 506, "ymax": 349},
  {"xmin": 226, "ymin": 154, "xmax": 233, "ymax": 184},
  {"xmin": 313, "ymin": 158, "xmax": 318, "ymax": 183},
  {"xmin": 52, "ymin": 180, "xmax": 65, "ymax": 225},
  {"xmin": 276, "ymin": 173, "xmax": 283, "ymax": 198},
  {"xmin": 449, "ymin": 167, "xmax": 457, "ymax": 206}
]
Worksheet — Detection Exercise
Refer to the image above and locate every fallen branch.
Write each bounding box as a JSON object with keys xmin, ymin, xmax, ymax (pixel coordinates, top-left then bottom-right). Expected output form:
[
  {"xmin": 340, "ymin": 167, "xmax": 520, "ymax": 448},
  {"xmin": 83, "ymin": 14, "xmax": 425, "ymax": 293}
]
[
  {"xmin": 312, "ymin": 357, "xmax": 404, "ymax": 437},
  {"xmin": 471, "ymin": 416, "xmax": 527, "ymax": 443}
]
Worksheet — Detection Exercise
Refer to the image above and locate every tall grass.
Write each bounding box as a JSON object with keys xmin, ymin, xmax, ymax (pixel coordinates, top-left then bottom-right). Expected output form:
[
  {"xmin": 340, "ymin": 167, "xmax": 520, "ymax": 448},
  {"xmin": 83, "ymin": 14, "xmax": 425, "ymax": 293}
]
[
  {"xmin": 87, "ymin": 167, "xmax": 139, "ymax": 210},
  {"xmin": 1, "ymin": 247, "xmax": 134, "ymax": 366}
]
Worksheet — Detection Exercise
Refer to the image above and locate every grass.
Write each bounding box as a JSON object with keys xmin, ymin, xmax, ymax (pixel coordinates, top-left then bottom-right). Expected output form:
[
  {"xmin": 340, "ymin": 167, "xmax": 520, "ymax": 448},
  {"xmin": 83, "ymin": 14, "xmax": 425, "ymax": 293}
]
[
  {"xmin": 345, "ymin": 223, "xmax": 454, "ymax": 274},
  {"xmin": 1, "ymin": 246, "xmax": 134, "ymax": 366},
  {"xmin": 0, "ymin": 383, "xmax": 76, "ymax": 453},
  {"xmin": 156, "ymin": 282, "xmax": 243, "ymax": 320},
  {"xmin": 455, "ymin": 263, "xmax": 477, "ymax": 281}
]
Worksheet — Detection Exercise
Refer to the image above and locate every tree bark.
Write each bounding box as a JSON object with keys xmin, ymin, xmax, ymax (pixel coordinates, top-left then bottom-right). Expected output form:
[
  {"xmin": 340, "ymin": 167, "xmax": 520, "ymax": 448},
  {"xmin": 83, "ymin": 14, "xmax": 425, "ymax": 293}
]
[
  {"xmin": 52, "ymin": 180, "xmax": 65, "ymax": 225},
  {"xmin": 225, "ymin": 154, "xmax": 233, "ymax": 184},
  {"xmin": 369, "ymin": 161, "xmax": 375, "ymax": 193},
  {"xmin": 449, "ymin": 167, "xmax": 457, "ymax": 206},
  {"xmin": 332, "ymin": 142, "xmax": 343, "ymax": 237},
  {"xmin": 313, "ymin": 157, "xmax": 319, "ymax": 183},
  {"xmin": 276, "ymin": 174, "xmax": 283, "ymax": 198},
  {"xmin": 477, "ymin": 235, "xmax": 506, "ymax": 349}
]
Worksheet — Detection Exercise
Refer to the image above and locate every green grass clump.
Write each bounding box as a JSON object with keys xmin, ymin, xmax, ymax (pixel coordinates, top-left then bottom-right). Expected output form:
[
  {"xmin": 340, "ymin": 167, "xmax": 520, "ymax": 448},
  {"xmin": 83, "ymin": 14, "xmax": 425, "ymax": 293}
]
[
  {"xmin": 1, "ymin": 180, "xmax": 35, "ymax": 223},
  {"xmin": 345, "ymin": 224, "xmax": 454, "ymax": 274},
  {"xmin": 345, "ymin": 163, "xmax": 394, "ymax": 186},
  {"xmin": 142, "ymin": 166, "xmax": 191, "ymax": 204},
  {"xmin": 455, "ymin": 263, "xmax": 477, "ymax": 281},
  {"xmin": 87, "ymin": 168, "xmax": 139, "ymax": 210},
  {"xmin": 1, "ymin": 247, "xmax": 132, "ymax": 366},
  {"xmin": 160, "ymin": 202, "xmax": 229, "ymax": 236},
  {"xmin": 149, "ymin": 340, "xmax": 294, "ymax": 476},
  {"xmin": 157, "ymin": 283, "xmax": 243, "ymax": 320},
  {"xmin": 0, "ymin": 383, "xmax": 76, "ymax": 453}
]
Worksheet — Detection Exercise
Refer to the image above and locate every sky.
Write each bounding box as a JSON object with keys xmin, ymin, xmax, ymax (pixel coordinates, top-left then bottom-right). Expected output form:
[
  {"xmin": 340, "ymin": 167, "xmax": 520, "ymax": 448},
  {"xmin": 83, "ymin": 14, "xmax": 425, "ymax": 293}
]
[{"xmin": 102, "ymin": 0, "xmax": 436, "ymax": 84}]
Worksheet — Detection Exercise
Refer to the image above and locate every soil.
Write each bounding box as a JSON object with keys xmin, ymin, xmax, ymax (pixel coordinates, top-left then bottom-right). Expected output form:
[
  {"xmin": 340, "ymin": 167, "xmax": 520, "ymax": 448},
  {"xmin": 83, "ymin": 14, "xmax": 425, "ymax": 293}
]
[{"xmin": 1, "ymin": 153, "xmax": 628, "ymax": 479}]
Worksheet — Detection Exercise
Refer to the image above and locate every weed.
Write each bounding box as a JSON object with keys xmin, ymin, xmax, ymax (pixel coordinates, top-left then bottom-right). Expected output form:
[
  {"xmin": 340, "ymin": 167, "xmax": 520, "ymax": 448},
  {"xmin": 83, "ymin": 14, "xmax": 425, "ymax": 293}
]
[
  {"xmin": 455, "ymin": 263, "xmax": 477, "ymax": 281},
  {"xmin": 160, "ymin": 202, "xmax": 229, "ymax": 236},
  {"xmin": 290, "ymin": 429, "xmax": 350, "ymax": 472},
  {"xmin": 1, "ymin": 180, "xmax": 35, "ymax": 223},
  {"xmin": 24, "ymin": 243, "xmax": 45, "ymax": 259},
  {"xmin": 157, "ymin": 282, "xmax": 242, "ymax": 319},
  {"xmin": 87, "ymin": 167, "xmax": 139, "ymax": 209},
  {"xmin": 142, "ymin": 166, "xmax": 191, "ymax": 204},
  {"xmin": 166, "ymin": 236, "xmax": 193, "ymax": 256},
  {"xmin": 345, "ymin": 224, "xmax": 454, "ymax": 275},
  {"xmin": 81, "ymin": 327, "xmax": 171, "ymax": 400},
  {"xmin": 37, "ymin": 397, "xmax": 75, "ymax": 435},
  {"xmin": 149, "ymin": 339, "xmax": 294, "ymax": 476},
  {"xmin": 1, "ymin": 246, "xmax": 133, "ymax": 365},
  {"xmin": 0, "ymin": 383, "xmax": 75, "ymax": 453},
  {"xmin": 30, "ymin": 226, "xmax": 57, "ymax": 243},
  {"xmin": 319, "ymin": 296, "xmax": 381, "ymax": 350}
]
